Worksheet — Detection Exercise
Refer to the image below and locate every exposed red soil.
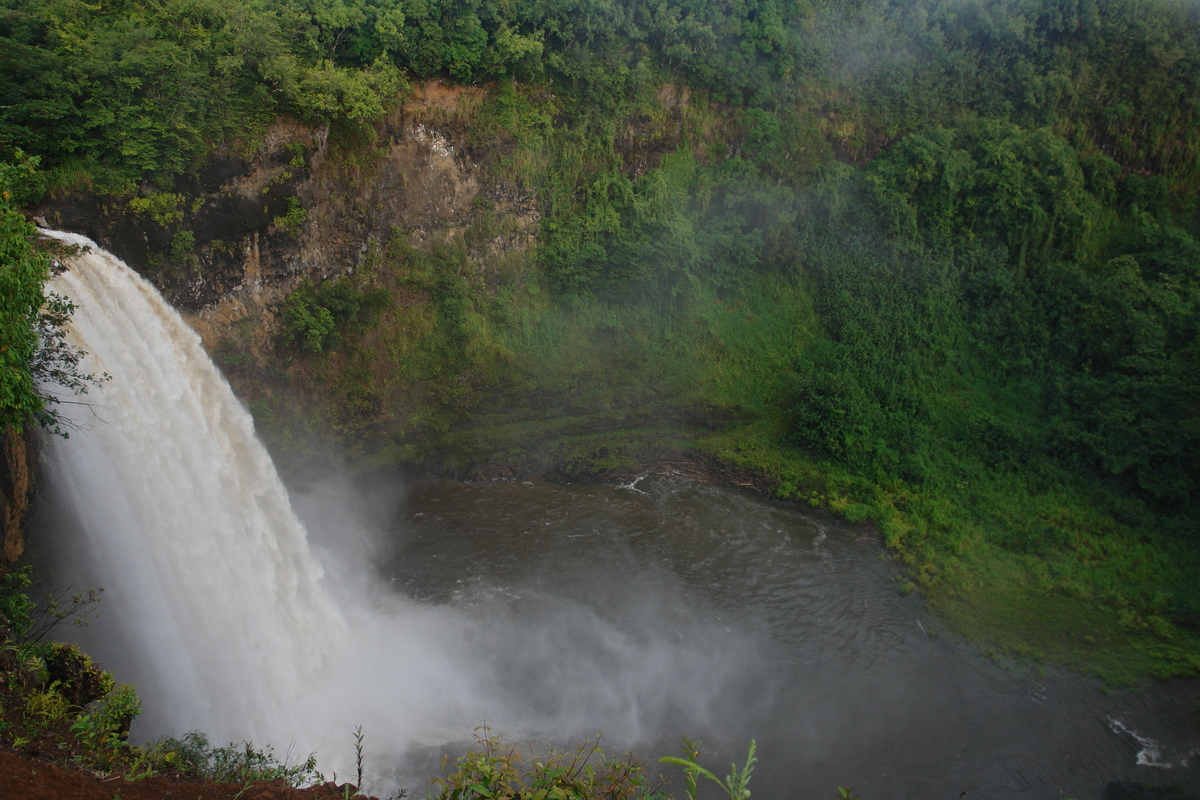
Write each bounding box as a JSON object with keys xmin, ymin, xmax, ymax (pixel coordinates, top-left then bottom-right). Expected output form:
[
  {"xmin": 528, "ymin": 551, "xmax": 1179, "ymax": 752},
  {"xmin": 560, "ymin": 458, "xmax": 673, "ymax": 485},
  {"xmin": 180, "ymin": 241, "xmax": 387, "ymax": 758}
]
[{"xmin": 0, "ymin": 751, "xmax": 377, "ymax": 800}]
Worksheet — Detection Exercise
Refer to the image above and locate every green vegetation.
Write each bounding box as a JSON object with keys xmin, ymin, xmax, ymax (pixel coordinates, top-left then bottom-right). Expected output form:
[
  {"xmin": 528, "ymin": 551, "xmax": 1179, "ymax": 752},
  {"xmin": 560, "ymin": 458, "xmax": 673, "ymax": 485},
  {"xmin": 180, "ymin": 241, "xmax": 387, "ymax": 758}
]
[
  {"xmin": 0, "ymin": 0, "xmax": 408, "ymax": 192},
  {"xmin": 281, "ymin": 276, "xmax": 390, "ymax": 353},
  {"xmin": 431, "ymin": 727, "xmax": 771, "ymax": 800},
  {"xmin": 0, "ymin": 568, "xmax": 146, "ymax": 771},
  {"xmin": 0, "ymin": 175, "xmax": 52, "ymax": 432},
  {"xmin": 661, "ymin": 738, "xmax": 757, "ymax": 800},
  {"xmin": 433, "ymin": 726, "xmax": 670, "ymax": 800},
  {"xmin": 126, "ymin": 192, "xmax": 185, "ymax": 226},
  {"xmin": 273, "ymin": 195, "xmax": 308, "ymax": 236},
  {"xmin": 2, "ymin": 0, "xmax": 1199, "ymax": 681},
  {"xmin": 0, "ymin": 567, "xmax": 328, "ymax": 788},
  {"xmin": 0, "ymin": 154, "xmax": 106, "ymax": 435},
  {"xmin": 146, "ymin": 730, "xmax": 320, "ymax": 786}
]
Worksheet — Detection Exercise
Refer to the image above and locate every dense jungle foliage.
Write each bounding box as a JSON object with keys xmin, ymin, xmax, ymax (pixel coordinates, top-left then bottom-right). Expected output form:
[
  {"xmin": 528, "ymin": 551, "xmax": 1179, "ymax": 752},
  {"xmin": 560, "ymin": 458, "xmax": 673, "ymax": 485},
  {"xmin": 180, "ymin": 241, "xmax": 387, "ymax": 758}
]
[{"xmin": 2, "ymin": 0, "xmax": 1200, "ymax": 679}]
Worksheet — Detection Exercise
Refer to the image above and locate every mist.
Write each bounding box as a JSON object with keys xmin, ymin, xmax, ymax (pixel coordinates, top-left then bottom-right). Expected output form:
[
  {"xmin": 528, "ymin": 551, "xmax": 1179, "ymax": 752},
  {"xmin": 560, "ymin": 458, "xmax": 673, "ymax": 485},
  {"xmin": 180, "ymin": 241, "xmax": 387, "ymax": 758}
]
[
  {"xmin": 284, "ymin": 471, "xmax": 777, "ymax": 790},
  {"xmin": 44, "ymin": 452, "xmax": 776, "ymax": 795},
  {"xmin": 34, "ymin": 231, "xmax": 777, "ymax": 795},
  {"xmin": 32, "ymin": 232, "xmax": 1200, "ymax": 799}
]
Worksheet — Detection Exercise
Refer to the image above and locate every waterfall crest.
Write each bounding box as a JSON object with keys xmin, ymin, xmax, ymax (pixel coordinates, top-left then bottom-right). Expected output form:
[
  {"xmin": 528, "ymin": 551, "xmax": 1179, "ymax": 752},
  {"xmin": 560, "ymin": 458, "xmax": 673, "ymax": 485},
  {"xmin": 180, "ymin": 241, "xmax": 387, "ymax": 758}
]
[{"xmin": 38, "ymin": 230, "xmax": 346, "ymax": 746}]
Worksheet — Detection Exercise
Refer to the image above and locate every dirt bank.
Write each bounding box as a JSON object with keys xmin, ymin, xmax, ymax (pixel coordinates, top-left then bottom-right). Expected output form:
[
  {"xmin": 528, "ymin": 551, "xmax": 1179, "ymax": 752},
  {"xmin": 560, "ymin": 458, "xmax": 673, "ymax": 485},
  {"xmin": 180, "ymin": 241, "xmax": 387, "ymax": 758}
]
[{"xmin": 0, "ymin": 751, "xmax": 385, "ymax": 800}]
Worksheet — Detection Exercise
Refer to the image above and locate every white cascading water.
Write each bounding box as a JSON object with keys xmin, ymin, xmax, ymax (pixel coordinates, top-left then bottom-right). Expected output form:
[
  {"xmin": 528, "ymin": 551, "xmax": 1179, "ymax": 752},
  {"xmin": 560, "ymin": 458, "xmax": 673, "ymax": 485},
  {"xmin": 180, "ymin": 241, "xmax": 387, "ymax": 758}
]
[
  {"xmin": 38, "ymin": 229, "xmax": 348, "ymax": 748},
  {"xmin": 35, "ymin": 231, "xmax": 574, "ymax": 783},
  {"xmin": 35, "ymin": 230, "xmax": 757, "ymax": 791}
]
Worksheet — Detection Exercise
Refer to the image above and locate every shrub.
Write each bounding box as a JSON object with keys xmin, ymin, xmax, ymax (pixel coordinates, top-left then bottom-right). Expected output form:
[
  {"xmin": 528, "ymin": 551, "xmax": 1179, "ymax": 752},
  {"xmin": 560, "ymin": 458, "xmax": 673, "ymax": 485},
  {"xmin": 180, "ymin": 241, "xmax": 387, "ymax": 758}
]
[
  {"xmin": 281, "ymin": 278, "xmax": 389, "ymax": 353},
  {"xmin": 43, "ymin": 643, "xmax": 114, "ymax": 708},
  {"xmin": 169, "ymin": 229, "xmax": 197, "ymax": 267},
  {"xmin": 282, "ymin": 280, "xmax": 336, "ymax": 353},
  {"xmin": 126, "ymin": 193, "xmax": 185, "ymax": 226},
  {"xmin": 147, "ymin": 730, "xmax": 319, "ymax": 786},
  {"xmin": 432, "ymin": 726, "xmax": 668, "ymax": 800},
  {"xmin": 272, "ymin": 196, "xmax": 307, "ymax": 237},
  {"xmin": 0, "ymin": 568, "xmax": 102, "ymax": 657},
  {"xmin": 24, "ymin": 682, "xmax": 69, "ymax": 723}
]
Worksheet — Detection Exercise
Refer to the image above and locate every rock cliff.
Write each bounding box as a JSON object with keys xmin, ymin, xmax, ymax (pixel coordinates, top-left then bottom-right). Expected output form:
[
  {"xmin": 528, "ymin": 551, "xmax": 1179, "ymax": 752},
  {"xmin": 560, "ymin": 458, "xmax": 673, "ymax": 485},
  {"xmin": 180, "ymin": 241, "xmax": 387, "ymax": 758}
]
[
  {"xmin": 0, "ymin": 428, "xmax": 35, "ymax": 566},
  {"xmin": 38, "ymin": 81, "xmax": 535, "ymax": 362},
  {"xmin": 28, "ymin": 79, "xmax": 694, "ymax": 481}
]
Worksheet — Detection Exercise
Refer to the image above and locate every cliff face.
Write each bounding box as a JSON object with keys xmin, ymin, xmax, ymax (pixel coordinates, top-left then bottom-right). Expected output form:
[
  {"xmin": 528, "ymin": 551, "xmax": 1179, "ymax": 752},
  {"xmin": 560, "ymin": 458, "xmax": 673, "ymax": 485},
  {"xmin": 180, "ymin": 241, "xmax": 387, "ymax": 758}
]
[
  {"xmin": 32, "ymin": 79, "xmax": 694, "ymax": 477},
  {"xmin": 0, "ymin": 428, "xmax": 35, "ymax": 566},
  {"xmin": 38, "ymin": 81, "xmax": 535, "ymax": 358}
]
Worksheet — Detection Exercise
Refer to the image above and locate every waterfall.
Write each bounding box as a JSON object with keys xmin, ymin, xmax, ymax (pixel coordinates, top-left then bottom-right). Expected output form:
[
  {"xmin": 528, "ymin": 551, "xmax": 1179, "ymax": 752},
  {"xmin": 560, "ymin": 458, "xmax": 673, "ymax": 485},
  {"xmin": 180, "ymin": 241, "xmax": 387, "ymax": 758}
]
[
  {"xmin": 32, "ymin": 231, "xmax": 761, "ymax": 791},
  {"xmin": 38, "ymin": 230, "xmax": 347, "ymax": 747},
  {"xmin": 28, "ymin": 232, "xmax": 1200, "ymax": 799}
]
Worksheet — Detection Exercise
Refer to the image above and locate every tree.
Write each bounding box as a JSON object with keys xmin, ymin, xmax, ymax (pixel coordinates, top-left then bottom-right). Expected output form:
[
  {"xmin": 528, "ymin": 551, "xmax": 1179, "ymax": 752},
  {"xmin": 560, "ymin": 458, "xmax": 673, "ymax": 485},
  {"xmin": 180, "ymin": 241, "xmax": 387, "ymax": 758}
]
[
  {"xmin": 0, "ymin": 157, "xmax": 102, "ymax": 435},
  {"xmin": 0, "ymin": 168, "xmax": 51, "ymax": 432}
]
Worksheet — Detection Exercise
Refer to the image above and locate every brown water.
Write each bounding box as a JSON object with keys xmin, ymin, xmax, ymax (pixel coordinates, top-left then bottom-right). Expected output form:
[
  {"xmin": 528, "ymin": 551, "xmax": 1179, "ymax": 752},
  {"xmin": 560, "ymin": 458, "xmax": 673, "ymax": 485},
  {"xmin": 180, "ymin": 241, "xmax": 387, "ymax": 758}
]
[{"xmin": 371, "ymin": 476, "xmax": 1200, "ymax": 800}]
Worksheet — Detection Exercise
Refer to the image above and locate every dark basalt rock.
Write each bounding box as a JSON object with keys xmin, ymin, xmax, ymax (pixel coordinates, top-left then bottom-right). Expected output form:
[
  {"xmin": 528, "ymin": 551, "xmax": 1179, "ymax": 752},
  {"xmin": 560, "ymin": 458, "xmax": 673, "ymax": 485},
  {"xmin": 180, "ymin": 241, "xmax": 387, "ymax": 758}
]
[{"xmin": 34, "ymin": 149, "xmax": 306, "ymax": 311}]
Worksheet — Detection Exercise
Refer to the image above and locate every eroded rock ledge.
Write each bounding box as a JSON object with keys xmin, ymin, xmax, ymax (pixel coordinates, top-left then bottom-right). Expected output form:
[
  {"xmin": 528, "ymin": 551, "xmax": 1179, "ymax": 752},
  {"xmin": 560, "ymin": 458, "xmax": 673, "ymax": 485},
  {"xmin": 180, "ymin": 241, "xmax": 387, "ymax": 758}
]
[{"xmin": 36, "ymin": 82, "xmax": 538, "ymax": 361}]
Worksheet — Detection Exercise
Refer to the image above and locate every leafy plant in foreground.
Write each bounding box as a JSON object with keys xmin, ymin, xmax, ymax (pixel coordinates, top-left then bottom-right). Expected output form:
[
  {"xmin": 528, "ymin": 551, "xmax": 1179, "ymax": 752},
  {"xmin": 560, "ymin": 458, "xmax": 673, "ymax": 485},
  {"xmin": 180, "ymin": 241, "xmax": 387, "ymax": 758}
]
[
  {"xmin": 0, "ymin": 567, "xmax": 103, "ymax": 647},
  {"xmin": 432, "ymin": 724, "xmax": 668, "ymax": 800},
  {"xmin": 0, "ymin": 567, "xmax": 104, "ymax": 688},
  {"xmin": 148, "ymin": 730, "xmax": 319, "ymax": 787},
  {"xmin": 70, "ymin": 683, "xmax": 141, "ymax": 770},
  {"xmin": 660, "ymin": 738, "xmax": 757, "ymax": 800}
]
